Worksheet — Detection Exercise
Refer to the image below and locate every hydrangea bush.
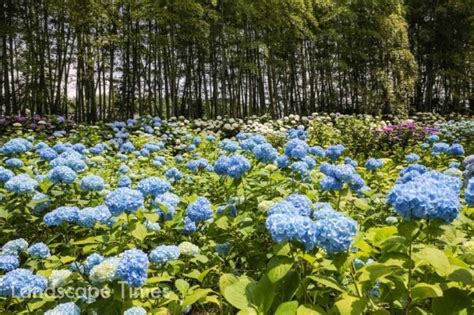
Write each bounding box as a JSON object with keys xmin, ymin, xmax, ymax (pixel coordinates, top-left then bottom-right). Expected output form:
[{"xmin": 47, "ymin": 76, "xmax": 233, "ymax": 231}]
[{"xmin": 0, "ymin": 114, "xmax": 472, "ymax": 314}]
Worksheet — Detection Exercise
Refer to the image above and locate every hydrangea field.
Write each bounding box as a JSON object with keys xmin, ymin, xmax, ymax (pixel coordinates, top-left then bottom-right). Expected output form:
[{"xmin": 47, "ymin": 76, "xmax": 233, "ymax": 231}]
[{"xmin": 0, "ymin": 114, "xmax": 473, "ymax": 315}]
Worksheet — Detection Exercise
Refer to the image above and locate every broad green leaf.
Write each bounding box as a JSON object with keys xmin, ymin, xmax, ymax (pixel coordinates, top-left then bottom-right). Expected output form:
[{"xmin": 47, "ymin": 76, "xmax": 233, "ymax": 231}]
[
  {"xmin": 223, "ymin": 277, "xmax": 254, "ymax": 310},
  {"xmin": 275, "ymin": 301, "xmax": 298, "ymax": 315},
  {"xmin": 412, "ymin": 283, "xmax": 443, "ymax": 301},
  {"xmin": 432, "ymin": 288, "xmax": 472, "ymax": 315},
  {"xmin": 247, "ymin": 276, "xmax": 274, "ymax": 313},
  {"xmin": 354, "ymin": 198, "xmax": 369, "ymax": 211},
  {"xmin": 175, "ymin": 279, "xmax": 190, "ymax": 296},
  {"xmin": 267, "ymin": 256, "xmax": 293, "ymax": 283},
  {"xmin": 334, "ymin": 294, "xmax": 368, "ymax": 315},
  {"xmin": 219, "ymin": 273, "xmax": 239, "ymax": 295},
  {"xmin": 297, "ymin": 304, "xmax": 325, "ymax": 315},
  {"xmin": 131, "ymin": 222, "xmax": 148, "ymax": 241},
  {"xmin": 182, "ymin": 288, "xmax": 212, "ymax": 308},
  {"xmin": 416, "ymin": 247, "xmax": 451, "ymax": 276},
  {"xmin": 307, "ymin": 275, "xmax": 347, "ymax": 293}
]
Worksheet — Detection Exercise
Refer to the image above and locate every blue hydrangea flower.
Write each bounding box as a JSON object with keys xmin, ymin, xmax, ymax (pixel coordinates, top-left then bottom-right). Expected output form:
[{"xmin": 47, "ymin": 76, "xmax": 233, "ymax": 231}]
[
  {"xmin": 45, "ymin": 302, "xmax": 81, "ymax": 315},
  {"xmin": 214, "ymin": 154, "xmax": 251, "ymax": 179},
  {"xmin": 149, "ymin": 245, "xmax": 180, "ymax": 264},
  {"xmin": 314, "ymin": 213, "xmax": 358, "ymax": 254},
  {"xmin": 285, "ymin": 139, "xmax": 309, "ymax": 159},
  {"xmin": 186, "ymin": 158, "xmax": 209, "ymax": 172},
  {"xmin": 240, "ymin": 139, "xmax": 257, "ymax": 151},
  {"xmin": 302, "ymin": 156, "xmax": 316, "ymax": 170},
  {"xmin": 124, "ymin": 306, "xmax": 147, "ymax": 315},
  {"xmin": 325, "ymin": 144, "xmax": 345, "ymax": 160},
  {"xmin": 1, "ymin": 239, "xmax": 28, "ymax": 256},
  {"xmin": 309, "ymin": 146, "xmax": 326, "ymax": 158},
  {"xmin": 144, "ymin": 220, "xmax": 161, "ymax": 232},
  {"xmin": 153, "ymin": 156, "xmax": 166, "ymax": 167},
  {"xmin": 432, "ymin": 143, "xmax": 450, "ymax": 155},
  {"xmin": 5, "ymin": 158, "xmax": 23, "ymax": 168},
  {"xmin": 118, "ymin": 164, "xmax": 130, "ymax": 174},
  {"xmin": 215, "ymin": 242, "xmax": 231, "ymax": 256},
  {"xmin": 268, "ymin": 201, "xmax": 299, "ymax": 216},
  {"xmin": 448, "ymin": 144, "xmax": 464, "ymax": 156},
  {"xmin": 80, "ymin": 175, "xmax": 105, "ymax": 191},
  {"xmin": 253, "ymin": 143, "xmax": 278, "ymax": 163},
  {"xmin": 466, "ymin": 178, "xmax": 474, "ymax": 206},
  {"xmin": 182, "ymin": 216, "xmax": 197, "ymax": 233},
  {"xmin": 5, "ymin": 174, "xmax": 38, "ymax": 194},
  {"xmin": 365, "ymin": 158, "xmax": 384, "ymax": 170},
  {"xmin": 137, "ymin": 177, "xmax": 171, "ymax": 197},
  {"xmin": 77, "ymin": 205, "xmax": 112, "ymax": 228},
  {"xmin": 0, "ymin": 268, "xmax": 48, "ymax": 297},
  {"xmin": 344, "ymin": 157, "xmax": 358, "ymax": 167},
  {"xmin": 38, "ymin": 148, "xmax": 58, "ymax": 161},
  {"xmin": 1, "ymin": 138, "xmax": 32, "ymax": 155},
  {"xmin": 43, "ymin": 206, "xmax": 80, "ymax": 226},
  {"xmin": 165, "ymin": 168, "xmax": 183, "ymax": 181},
  {"xmin": 143, "ymin": 142, "xmax": 163, "ymax": 152},
  {"xmin": 0, "ymin": 167, "xmax": 14, "ymax": 183},
  {"xmin": 186, "ymin": 197, "xmax": 213, "ymax": 222},
  {"xmin": 265, "ymin": 213, "xmax": 319, "ymax": 250},
  {"xmin": 312, "ymin": 202, "xmax": 336, "ymax": 219},
  {"xmin": 27, "ymin": 242, "xmax": 50, "ymax": 259},
  {"xmin": 105, "ymin": 188, "xmax": 144, "ymax": 216},
  {"xmin": 50, "ymin": 150, "xmax": 86, "ymax": 172},
  {"xmin": 0, "ymin": 255, "xmax": 20, "ymax": 272},
  {"xmin": 219, "ymin": 139, "xmax": 239, "ymax": 152},
  {"xmin": 288, "ymin": 126, "xmax": 307, "ymax": 140},
  {"xmin": 117, "ymin": 176, "xmax": 132, "ymax": 188},
  {"xmin": 116, "ymin": 249, "xmax": 149, "ymax": 287},
  {"xmin": 153, "ymin": 192, "xmax": 180, "ymax": 220},
  {"xmin": 290, "ymin": 161, "xmax": 309, "ymax": 177},
  {"xmin": 48, "ymin": 166, "xmax": 77, "ymax": 184},
  {"xmin": 84, "ymin": 253, "xmax": 105, "ymax": 274},
  {"xmin": 320, "ymin": 176, "xmax": 343, "ymax": 191},
  {"xmin": 120, "ymin": 142, "xmax": 135, "ymax": 153},
  {"xmin": 277, "ymin": 155, "xmax": 290, "ymax": 169},
  {"xmin": 405, "ymin": 153, "xmax": 420, "ymax": 163},
  {"xmin": 286, "ymin": 194, "xmax": 313, "ymax": 216},
  {"xmin": 387, "ymin": 170, "xmax": 461, "ymax": 222},
  {"xmin": 427, "ymin": 134, "xmax": 440, "ymax": 142}
]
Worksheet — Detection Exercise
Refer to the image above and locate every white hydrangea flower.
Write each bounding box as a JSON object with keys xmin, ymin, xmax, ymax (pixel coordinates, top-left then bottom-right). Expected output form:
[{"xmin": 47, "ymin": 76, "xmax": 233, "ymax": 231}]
[
  {"xmin": 89, "ymin": 257, "xmax": 120, "ymax": 283},
  {"xmin": 49, "ymin": 270, "xmax": 72, "ymax": 288},
  {"xmin": 178, "ymin": 242, "xmax": 200, "ymax": 256}
]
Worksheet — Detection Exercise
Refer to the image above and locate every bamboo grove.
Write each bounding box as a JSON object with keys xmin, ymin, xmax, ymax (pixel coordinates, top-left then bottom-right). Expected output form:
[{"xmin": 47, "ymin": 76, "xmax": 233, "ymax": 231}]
[{"xmin": 0, "ymin": 0, "xmax": 472, "ymax": 122}]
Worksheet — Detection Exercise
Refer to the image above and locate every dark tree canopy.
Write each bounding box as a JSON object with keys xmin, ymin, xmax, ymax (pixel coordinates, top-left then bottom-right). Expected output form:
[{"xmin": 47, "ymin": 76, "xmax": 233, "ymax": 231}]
[{"xmin": 0, "ymin": 0, "xmax": 472, "ymax": 122}]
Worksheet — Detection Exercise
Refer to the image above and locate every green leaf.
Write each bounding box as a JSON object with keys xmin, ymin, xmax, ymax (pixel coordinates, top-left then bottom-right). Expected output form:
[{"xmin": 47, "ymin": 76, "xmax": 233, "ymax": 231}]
[
  {"xmin": 354, "ymin": 198, "xmax": 369, "ymax": 211},
  {"xmin": 296, "ymin": 304, "xmax": 325, "ymax": 315},
  {"xmin": 182, "ymin": 288, "xmax": 212, "ymax": 308},
  {"xmin": 143, "ymin": 212, "xmax": 159, "ymax": 222},
  {"xmin": 219, "ymin": 273, "xmax": 239, "ymax": 296},
  {"xmin": 223, "ymin": 277, "xmax": 254, "ymax": 310},
  {"xmin": 59, "ymin": 256, "xmax": 76, "ymax": 264},
  {"xmin": 175, "ymin": 279, "xmax": 190, "ymax": 296},
  {"xmin": 412, "ymin": 283, "xmax": 443, "ymax": 302},
  {"xmin": 447, "ymin": 267, "xmax": 474, "ymax": 285},
  {"xmin": 131, "ymin": 222, "xmax": 148, "ymax": 241},
  {"xmin": 416, "ymin": 247, "xmax": 451, "ymax": 276},
  {"xmin": 267, "ymin": 256, "xmax": 293, "ymax": 283},
  {"xmin": 247, "ymin": 276, "xmax": 274, "ymax": 313},
  {"xmin": 307, "ymin": 275, "xmax": 347, "ymax": 293},
  {"xmin": 334, "ymin": 294, "xmax": 368, "ymax": 315},
  {"xmin": 275, "ymin": 301, "xmax": 298, "ymax": 315},
  {"xmin": 432, "ymin": 288, "xmax": 472, "ymax": 315}
]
